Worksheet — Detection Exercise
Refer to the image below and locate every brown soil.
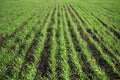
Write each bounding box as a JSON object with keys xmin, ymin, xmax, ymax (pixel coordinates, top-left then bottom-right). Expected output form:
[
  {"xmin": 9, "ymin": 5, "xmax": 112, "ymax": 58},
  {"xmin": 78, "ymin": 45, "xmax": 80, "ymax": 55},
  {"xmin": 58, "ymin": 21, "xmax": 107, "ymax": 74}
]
[
  {"xmin": 0, "ymin": 13, "xmax": 36, "ymax": 49},
  {"xmin": 67, "ymin": 5, "xmax": 95, "ymax": 79},
  {"xmin": 68, "ymin": 4, "xmax": 120, "ymax": 80},
  {"xmin": 35, "ymin": 7, "xmax": 56, "ymax": 79}
]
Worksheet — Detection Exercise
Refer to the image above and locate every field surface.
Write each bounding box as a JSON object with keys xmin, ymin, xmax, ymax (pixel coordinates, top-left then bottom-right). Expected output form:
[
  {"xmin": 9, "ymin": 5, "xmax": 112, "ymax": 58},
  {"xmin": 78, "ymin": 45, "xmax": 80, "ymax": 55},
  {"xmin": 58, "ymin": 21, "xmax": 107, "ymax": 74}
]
[{"xmin": 0, "ymin": 0, "xmax": 120, "ymax": 80}]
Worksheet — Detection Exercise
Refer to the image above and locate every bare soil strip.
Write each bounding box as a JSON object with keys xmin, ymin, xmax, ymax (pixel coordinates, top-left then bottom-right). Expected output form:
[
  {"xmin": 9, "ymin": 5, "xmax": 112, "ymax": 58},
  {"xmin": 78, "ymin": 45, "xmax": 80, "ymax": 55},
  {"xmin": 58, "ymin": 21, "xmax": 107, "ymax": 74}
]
[
  {"xmin": 87, "ymin": 29, "xmax": 120, "ymax": 66},
  {"xmin": 67, "ymin": 5, "xmax": 95, "ymax": 79},
  {"xmin": 68, "ymin": 4, "xmax": 120, "ymax": 80},
  {"xmin": 18, "ymin": 8, "xmax": 53, "ymax": 79},
  {"xmin": 4, "ymin": 10, "xmax": 48, "ymax": 78},
  {"xmin": 91, "ymin": 13, "xmax": 120, "ymax": 39},
  {"xmin": 35, "ymin": 7, "xmax": 56, "ymax": 79},
  {"xmin": 55, "ymin": 6, "xmax": 64, "ymax": 80},
  {"xmin": 0, "ymin": 13, "xmax": 36, "ymax": 49},
  {"xmin": 110, "ymin": 28, "xmax": 120, "ymax": 39}
]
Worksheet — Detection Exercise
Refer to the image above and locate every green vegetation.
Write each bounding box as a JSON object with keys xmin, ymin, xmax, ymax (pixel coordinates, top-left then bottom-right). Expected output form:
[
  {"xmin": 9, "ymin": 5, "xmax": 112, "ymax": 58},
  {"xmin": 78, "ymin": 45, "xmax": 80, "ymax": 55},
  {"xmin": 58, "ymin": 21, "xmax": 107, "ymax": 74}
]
[{"xmin": 0, "ymin": 0, "xmax": 120, "ymax": 80}]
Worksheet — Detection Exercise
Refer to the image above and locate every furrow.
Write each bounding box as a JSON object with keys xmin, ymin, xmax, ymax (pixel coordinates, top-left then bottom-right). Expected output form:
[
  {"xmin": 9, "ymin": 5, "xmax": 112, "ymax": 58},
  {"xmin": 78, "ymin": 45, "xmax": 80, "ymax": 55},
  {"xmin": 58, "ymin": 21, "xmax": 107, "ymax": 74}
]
[
  {"xmin": 68, "ymin": 4, "xmax": 120, "ymax": 80},
  {"xmin": 67, "ymin": 4, "xmax": 109, "ymax": 80},
  {"xmin": 35, "ymin": 6, "xmax": 56, "ymax": 79},
  {"xmin": 0, "ymin": 13, "xmax": 36, "ymax": 49},
  {"xmin": 64, "ymin": 4, "xmax": 87, "ymax": 80}
]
